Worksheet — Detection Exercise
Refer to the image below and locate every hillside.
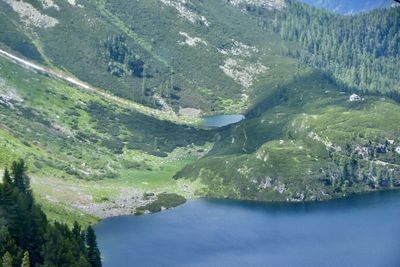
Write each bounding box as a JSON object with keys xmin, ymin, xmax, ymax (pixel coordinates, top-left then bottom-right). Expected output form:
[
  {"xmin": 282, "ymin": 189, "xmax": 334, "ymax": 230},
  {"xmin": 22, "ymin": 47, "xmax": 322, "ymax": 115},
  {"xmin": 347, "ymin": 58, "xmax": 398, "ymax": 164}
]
[
  {"xmin": 0, "ymin": 55, "xmax": 214, "ymax": 222},
  {"xmin": 0, "ymin": 0, "xmax": 399, "ymax": 224},
  {"xmin": 0, "ymin": 0, "xmax": 298, "ymax": 115},
  {"xmin": 1, "ymin": 0, "xmax": 398, "ymax": 111},
  {"xmin": 176, "ymin": 71, "xmax": 400, "ymax": 201},
  {"xmin": 233, "ymin": 0, "xmax": 400, "ymax": 98}
]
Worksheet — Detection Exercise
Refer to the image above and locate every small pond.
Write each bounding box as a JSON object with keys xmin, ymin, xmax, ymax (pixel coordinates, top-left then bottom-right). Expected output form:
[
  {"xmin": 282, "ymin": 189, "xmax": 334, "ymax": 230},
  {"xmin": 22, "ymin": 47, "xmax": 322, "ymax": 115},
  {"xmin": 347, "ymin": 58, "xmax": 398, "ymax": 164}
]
[{"xmin": 201, "ymin": 114, "xmax": 245, "ymax": 128}]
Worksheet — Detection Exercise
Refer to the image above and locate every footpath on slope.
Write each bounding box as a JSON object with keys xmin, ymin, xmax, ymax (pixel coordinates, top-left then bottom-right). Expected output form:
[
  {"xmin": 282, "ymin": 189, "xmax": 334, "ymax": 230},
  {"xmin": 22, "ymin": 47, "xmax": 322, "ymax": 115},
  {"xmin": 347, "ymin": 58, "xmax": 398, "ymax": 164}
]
[{"xmin": 0, "ymin": 48, "xmax": 198, "ymax": 125}]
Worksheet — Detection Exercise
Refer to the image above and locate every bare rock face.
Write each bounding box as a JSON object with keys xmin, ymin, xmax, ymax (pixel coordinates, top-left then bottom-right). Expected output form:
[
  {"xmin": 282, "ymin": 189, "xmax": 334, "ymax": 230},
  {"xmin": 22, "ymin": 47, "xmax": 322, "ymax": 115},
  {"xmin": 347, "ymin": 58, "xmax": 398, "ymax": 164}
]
[
  {"xmin": 5, "ymin": 0, "xmax": 59, "ymax": 28},
  {"xmin": 0, "ymin": 78, "xmax": 23, "ymax": 109},
  {"xmin": 160, "ymin": 0, "xmax": 210, "ymax": 26},
  {"xmin": 227, "ymin": 0, "xmax": 286, "ymax": 10}
]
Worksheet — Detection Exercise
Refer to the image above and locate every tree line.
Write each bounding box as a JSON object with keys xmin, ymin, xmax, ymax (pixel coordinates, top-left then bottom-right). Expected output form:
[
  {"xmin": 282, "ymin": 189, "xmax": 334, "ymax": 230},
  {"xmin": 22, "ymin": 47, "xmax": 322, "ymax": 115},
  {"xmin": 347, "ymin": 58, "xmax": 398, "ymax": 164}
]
[{"xmin": 0, "ymin": 160, "xmax": 101, "ymax": 267}]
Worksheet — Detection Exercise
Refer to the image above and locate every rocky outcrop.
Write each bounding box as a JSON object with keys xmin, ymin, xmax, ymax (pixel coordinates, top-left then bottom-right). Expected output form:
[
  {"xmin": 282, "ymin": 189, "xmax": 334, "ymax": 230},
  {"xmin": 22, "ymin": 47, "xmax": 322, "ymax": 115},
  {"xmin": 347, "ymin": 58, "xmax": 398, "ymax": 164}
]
[{"xmin": 227, "ymin": 0, "xmax": 286, "ymax": 10}]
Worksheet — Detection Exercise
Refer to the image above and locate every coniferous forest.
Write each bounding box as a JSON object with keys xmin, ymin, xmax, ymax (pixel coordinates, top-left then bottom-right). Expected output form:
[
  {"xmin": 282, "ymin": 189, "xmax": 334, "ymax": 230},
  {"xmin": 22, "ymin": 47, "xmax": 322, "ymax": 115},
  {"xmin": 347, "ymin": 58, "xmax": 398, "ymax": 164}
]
[
  {"xmin": 246, "ymin": 0, "xmax": 400, "ymax": 98},
  {"xmin": 0, "ymin": 160, "xmax": 101, "ymax": 267}
]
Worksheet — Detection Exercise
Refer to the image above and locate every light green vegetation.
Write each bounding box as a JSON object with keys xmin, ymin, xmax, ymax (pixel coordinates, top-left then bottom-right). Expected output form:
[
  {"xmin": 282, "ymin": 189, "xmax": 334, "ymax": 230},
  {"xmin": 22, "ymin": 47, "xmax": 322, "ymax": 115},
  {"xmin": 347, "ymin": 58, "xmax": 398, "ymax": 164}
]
[
  {"xmin": 35, "ymin": 197, "xmax": 98, "ymax": 227},
  {"xmin": 31, "ymin": 153, "xmax": 203, "ymax": 225}
]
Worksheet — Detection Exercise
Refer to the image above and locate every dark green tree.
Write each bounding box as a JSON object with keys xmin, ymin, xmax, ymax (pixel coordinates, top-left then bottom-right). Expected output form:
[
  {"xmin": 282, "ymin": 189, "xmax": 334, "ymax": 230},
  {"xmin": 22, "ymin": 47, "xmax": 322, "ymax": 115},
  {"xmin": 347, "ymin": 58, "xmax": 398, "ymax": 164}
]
[
  {"xmin": 11, "ymin": 159, "xmax": 29, "ymax": 195},
  {"xmin": 21, "ymin": 251, "xmax": 30, "ymax": 267},
  {"xmin": 73, "ymin": 221, "xmax": 88, "ymax": 257},
  {"xmin": 0, "ymin": 160, "xmax": 98, "ymax": 266},
  {"xmin": 2, "ymin": 251, "xmax": 13, "ymax": 267},
  {"xmin": 3, "ymin": 168, "xmax": 12, "ymax": 186},
  {"xmin": 86, "ymin": 225, "xmax": 102, "ymax": 267}
]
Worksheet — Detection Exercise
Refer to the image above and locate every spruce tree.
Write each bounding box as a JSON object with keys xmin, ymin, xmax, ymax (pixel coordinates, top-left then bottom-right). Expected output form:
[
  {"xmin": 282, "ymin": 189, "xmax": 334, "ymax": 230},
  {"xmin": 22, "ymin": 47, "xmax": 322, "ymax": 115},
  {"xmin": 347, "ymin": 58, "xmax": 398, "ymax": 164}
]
[
  {"xmin": 11, "ymin": 160, "xmax": 27, "ymax": 194},
  {"xmin": 3, "ymin": 168, "xmax": 12, "ymax": 186},
  {"xmin": 86, "ymin": 226, "xmax": 102, "ymax": 267},
  {"xmin": 0, "ymin": 169, "xmax": 15, "ymax": 207},
  {"xmin": 21, "ymin": 251, "xmax": 30, "ymax": 267},
  {"xmin": 73, "ymin": 221, "xmax": 87, "ymax": 255},
  {"xmin": 2, "ymin": 251, "xmax": 13, "ymax": 267},
  {"xmin": 72, "ymin": 221, "xmax": 81, "ymax": 239}
]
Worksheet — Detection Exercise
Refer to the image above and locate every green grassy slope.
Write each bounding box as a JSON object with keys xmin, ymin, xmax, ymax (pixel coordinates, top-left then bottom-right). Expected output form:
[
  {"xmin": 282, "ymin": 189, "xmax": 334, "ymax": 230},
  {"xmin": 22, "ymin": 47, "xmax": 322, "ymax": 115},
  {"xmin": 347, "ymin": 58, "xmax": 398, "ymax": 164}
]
[
  {"xmin": 176, "ymin": 71, "xmax": 400, "ymax": 201},
  {"xmin": 0, "ymin": 56, "xmax": 214, "ymax": 223}
]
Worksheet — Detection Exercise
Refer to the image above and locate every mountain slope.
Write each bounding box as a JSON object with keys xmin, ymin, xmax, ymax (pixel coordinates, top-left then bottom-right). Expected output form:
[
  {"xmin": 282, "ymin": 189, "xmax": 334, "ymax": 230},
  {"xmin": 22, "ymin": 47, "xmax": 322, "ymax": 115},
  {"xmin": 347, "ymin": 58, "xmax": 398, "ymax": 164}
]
[
  {"xmin": 1, "ymin": 0, "xmax": 398, "ymax": 111},
  {"xmin": 0, "ymin": 0, "xmax": 304, "ymax": 222},
  {"xmin": 0, "ymin": 0, "xmax": 298, "ymax": 114}
]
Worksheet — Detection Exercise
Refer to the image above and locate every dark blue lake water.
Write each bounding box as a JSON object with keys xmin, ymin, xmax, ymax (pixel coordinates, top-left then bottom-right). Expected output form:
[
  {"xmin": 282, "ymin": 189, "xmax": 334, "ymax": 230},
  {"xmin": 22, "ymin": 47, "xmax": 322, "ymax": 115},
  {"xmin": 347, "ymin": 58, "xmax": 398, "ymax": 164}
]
[
  {"xmin": 95, "ymin": 191, "xmax": 400, "ymax": 267},
  {"xmin": 202, "ymin": 115, "xmax": 245, "ymax": 128}
]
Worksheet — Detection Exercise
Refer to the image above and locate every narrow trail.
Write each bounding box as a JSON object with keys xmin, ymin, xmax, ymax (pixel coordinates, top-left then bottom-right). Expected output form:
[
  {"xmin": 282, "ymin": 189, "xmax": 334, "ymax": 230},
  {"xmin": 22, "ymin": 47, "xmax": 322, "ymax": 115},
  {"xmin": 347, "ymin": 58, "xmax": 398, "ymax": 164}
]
[{"xmin": 0, "ymin": 48, "xmax": 197, "ymax": 125}]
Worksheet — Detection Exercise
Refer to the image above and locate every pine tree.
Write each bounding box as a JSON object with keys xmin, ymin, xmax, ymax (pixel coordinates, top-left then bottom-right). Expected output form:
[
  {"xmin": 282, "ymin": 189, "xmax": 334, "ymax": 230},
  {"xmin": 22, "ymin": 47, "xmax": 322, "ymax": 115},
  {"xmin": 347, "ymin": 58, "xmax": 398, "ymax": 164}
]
[
  {"xmin": 11, "ymin": 160, "xmax": 27, "ymax": 194},
  {"xmin": 0, "ymin": 169, "xmax": 15, "ymax": 207},
  {"xmin": 21, "ymin": 251, "xmax": 30, "ymax": 267},
  {"xmin": 2, "ymin": 251, "xmax": 13, "ymax": 267},
  {"xmin": 86, "ymin": 226, "xmax": 102, "ymax": 267},
  {"xmin": 0, "ymin": 213, "xmax": 22, "ymax": 264},
  {"xmin": 3, "ymin": 168, "xmax": 12, "ymax": 186},
  {"xmin": 72, "ymin": 221, "xmax": 87, "ymax": 255},
  {"xmin": 72, "ymin": 221, "xmax": 81, "ymax": 239}
]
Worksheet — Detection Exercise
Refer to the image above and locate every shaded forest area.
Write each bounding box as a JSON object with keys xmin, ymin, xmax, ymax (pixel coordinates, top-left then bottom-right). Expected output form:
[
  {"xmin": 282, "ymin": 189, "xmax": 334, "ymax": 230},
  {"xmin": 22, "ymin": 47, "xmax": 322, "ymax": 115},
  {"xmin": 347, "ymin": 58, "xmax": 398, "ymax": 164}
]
[{"xmin": 0, "ymin": 160, "xmax": 101, "ymax": 267}]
